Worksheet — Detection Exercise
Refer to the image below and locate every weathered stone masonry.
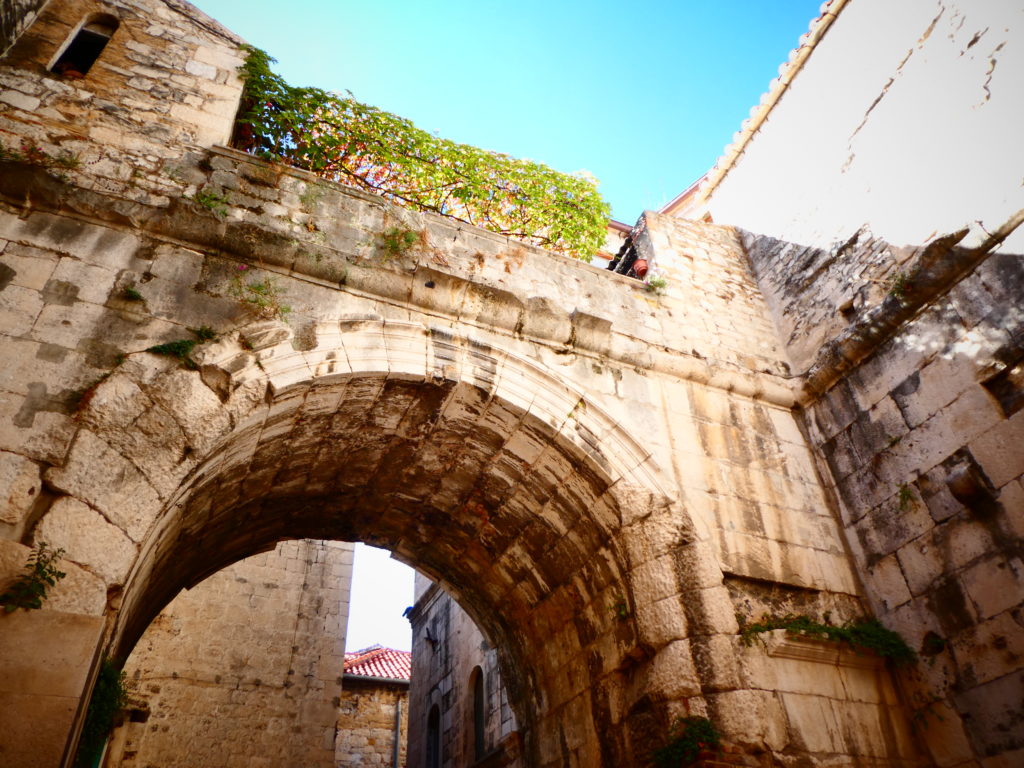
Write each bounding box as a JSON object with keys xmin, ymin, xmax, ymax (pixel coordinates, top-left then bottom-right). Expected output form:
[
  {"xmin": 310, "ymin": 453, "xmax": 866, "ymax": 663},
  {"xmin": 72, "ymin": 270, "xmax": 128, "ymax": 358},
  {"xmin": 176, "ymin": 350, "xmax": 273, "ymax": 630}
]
[
  {"xmin": 108, "ymin": 540, "xmax": 353, "ymax": 768},
  {"xmin": 1, "ymin": 0, "xmax": 1019, "ymax": 766}
]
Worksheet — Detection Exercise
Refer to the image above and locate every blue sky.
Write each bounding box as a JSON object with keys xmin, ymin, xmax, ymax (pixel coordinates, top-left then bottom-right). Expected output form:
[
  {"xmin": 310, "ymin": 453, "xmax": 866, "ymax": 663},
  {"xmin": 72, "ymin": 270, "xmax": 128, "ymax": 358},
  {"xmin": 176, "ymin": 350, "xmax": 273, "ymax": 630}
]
[
  {"xmin": 193, "ymin": 0, "xmax": 823, "ymax": 222},
  {"xmin": 189, "ymin": 1, "xmax": 825, "ymax": 651}
]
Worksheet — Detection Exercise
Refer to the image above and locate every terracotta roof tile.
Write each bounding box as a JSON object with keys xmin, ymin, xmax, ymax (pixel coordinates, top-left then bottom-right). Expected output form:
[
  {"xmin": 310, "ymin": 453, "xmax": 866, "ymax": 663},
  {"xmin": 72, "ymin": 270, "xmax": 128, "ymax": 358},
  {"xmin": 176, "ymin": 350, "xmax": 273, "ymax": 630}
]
[{"xmin": 343, "ymin": 645, "xmax": 412, "ymax": 681}]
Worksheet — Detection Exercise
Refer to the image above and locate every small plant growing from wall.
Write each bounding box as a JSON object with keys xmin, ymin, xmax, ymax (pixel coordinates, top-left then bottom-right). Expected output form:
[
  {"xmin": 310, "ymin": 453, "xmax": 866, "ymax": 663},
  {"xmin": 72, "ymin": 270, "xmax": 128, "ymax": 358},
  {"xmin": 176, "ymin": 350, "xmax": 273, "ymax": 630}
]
[
  {"xmin": 650, "ymin": 716, "xmax": 721, "ymax": 767},
  {"xmin": 74, "ymin": 659, "xmax": 130, "ymax": 768},
  {"xmin": 897, "ymin": 483, "xmax": 916, "ymax": 511},
  {"xmin": 886, "ymin": 271, "xmax": 909, "ymax": 300},
  {"xmin": 644, "ymin": 274, "xmax": 668, "ymax": 295},
  {"xmin": 230, "ymin": 265, "xmax": 291, "ymax": 319},
  {"xmin": 189, "ymin": 187, "xmax": 229, "ymax": 218},
  {"xmin": 0, "ymin": 542, "xmax": 67, "ymax": 613},
  {"xmin": 609, "ymin": 595, "xmax": 630, "ymax": 621},
  {"xmin": 379, "ymin": 226, "xmax": 420, "ymax": 261},
  {"xmin": 739, "ymin": 613, "xmax": 916, "ymax": 666},
  {"xmin": 146, "ymin": 326, "xmax": 217, "ymax": 369}
]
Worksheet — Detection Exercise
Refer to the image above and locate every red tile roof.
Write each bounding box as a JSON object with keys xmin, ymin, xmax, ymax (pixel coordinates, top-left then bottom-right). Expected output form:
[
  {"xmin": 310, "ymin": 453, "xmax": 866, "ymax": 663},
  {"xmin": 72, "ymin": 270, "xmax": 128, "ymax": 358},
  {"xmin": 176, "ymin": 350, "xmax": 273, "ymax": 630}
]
[{"xmin": 343, "ymin": 645, "xmax": 412, "ymax": 682}]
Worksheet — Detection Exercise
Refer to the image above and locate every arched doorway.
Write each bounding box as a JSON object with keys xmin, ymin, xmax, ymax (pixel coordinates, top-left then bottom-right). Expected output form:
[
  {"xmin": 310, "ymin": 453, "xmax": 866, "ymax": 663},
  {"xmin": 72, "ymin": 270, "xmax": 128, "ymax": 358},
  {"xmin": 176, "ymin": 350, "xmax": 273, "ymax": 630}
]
[{"xmin": 59, "ymin": 320, "xmax": 693, "ymax": 767}]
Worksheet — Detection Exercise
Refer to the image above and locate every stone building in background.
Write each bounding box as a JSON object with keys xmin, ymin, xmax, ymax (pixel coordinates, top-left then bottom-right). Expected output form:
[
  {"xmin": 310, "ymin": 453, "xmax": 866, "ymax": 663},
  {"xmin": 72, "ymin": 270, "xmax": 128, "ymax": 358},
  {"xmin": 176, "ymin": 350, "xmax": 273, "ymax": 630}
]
[
  {"xmin": 337, "ymin": 645, "xmax": 412, "ymax": 768},
  {"xmin": 407, "ymin": 574, "xmax": 520, "ymax": 768},
  {"xmin": 103, "ymin": 540, "xmax": 353, "ymax": 768},
  {"xmin": 0, "ymin": 0, "xmax": 1021, "ymax": 766}
]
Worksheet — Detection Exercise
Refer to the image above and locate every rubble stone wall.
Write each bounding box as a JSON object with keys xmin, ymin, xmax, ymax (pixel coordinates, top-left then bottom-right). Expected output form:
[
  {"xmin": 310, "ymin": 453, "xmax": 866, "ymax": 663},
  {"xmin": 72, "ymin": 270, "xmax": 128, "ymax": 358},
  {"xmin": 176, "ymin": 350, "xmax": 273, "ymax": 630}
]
[
  {"xmin": 337, "ymin": 681, "xmax": 409, "ymax": 768},
  {"xmin": 109, "ymin": 539, "xmax": 354, "ymax": 768}
]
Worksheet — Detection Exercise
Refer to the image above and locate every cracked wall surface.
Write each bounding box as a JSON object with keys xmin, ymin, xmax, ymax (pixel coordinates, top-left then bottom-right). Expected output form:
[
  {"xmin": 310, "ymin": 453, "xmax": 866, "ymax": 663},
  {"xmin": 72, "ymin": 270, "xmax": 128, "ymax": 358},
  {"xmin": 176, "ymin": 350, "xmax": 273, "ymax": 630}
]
[{"xmin": 706, "ymin": 0, "xmax": 1024, "ymax": 257}]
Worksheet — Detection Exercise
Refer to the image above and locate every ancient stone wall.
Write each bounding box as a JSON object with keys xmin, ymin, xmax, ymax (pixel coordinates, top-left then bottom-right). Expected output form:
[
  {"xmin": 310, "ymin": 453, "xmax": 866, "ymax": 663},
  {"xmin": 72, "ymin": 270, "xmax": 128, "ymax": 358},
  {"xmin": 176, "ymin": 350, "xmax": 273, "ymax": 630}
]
[
  {"xmin": 407, "ymin": 575, "xmax": 519, "ymax": 768},
  {"xmin": 0, "ymin": 0, "xmax": 49, "ymax": 56},
  {"xmin": 0, "ymin": 0, "xmax": 245, "ymax": 203},
  {"xmin": 802, "ymin": 249, "xmax": 1024, "ymax": 765},
  {"xmin": 0, "ymin": 1, "xmax": 935, "ymax": 766},
  {"xmin": 687, "ymin": 1, "xmax": 1024, "ymax": 764},
  {"xmin": 108, "ymin": 539, "xmax": 353, "ymax": 768},
  {"xmin": 337, "ymin": 681, "xmax": 409, "ymax": 768}
]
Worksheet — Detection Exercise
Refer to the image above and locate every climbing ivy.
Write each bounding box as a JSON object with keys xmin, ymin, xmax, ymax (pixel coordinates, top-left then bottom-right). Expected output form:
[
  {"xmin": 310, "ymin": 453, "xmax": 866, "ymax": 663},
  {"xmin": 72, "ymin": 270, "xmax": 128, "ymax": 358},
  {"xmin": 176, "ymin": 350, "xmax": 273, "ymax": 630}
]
[
  {"xmin": 739, "ymin": 613, "xmax": 917, "ymax": 666},
  {"xmin": 233, "ymin": 46, "xmax": 610, "ymax": 261}
]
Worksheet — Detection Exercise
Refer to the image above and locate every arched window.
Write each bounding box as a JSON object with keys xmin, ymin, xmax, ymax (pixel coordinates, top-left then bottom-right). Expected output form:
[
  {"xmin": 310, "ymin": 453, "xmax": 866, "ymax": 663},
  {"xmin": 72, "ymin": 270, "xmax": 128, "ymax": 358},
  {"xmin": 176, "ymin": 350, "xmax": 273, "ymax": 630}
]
[
  {"xmin": 426, "ymin": 705, "xmax": 441, "ymax": 768},
  {"xmin": 50, "ymin": 14, "xmax": 118, "ymax": 78},
  {"xmin": 471, "ymin": 666, "xmax": 485, "ymax": 760}
]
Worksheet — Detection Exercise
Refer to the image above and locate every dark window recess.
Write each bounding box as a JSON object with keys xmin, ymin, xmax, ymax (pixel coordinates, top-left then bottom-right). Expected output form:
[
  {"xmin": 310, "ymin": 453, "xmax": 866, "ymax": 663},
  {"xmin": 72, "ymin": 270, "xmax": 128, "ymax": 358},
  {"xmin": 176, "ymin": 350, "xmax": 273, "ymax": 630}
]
[
  {"xmin": 472, "ymin": 667, "xmax": 485, "ymax": 760},
  {"xmin": 426, "ymin": 705, "xmax": 441, "ymax": 768},
  {"xmin": 51, "ymin": 18, "xmax": 118, "ymax": 78},
  {"xmin": 982, "ymin": 357, "xmax": 1024, "ymax": 417}
]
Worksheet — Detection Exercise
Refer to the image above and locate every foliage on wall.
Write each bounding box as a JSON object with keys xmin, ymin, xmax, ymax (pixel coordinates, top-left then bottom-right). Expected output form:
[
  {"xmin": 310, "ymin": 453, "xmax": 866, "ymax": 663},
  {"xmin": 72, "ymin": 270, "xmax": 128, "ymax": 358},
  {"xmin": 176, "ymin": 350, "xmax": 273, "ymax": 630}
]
[{"xmin": 232, "ymin": 46, "xmax": 610, "ymax": 261}]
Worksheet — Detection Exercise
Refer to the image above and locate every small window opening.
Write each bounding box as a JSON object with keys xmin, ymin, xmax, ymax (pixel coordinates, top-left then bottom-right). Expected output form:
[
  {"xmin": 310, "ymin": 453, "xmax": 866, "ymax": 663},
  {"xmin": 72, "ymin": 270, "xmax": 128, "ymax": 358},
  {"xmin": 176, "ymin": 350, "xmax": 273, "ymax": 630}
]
[{"xmin": 51, "ymin": 15, "xmax": 118, "ymax": 78}]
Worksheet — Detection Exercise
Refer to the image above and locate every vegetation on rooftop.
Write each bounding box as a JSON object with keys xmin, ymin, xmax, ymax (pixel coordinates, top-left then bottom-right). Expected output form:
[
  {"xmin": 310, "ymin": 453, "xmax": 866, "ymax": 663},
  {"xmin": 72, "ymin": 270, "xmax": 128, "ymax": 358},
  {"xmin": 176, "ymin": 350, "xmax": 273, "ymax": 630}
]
[{"xmin": 232, "ymin": 46, "xmax": 610, "ymax": 261}]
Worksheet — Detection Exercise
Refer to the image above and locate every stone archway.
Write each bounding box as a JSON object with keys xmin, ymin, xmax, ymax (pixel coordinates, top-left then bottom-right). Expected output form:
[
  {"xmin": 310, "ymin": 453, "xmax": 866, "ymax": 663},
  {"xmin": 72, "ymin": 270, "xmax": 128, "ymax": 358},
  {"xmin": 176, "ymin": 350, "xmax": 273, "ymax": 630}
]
[{"xmin": 43, "ymin": 318, "xmax": 712, "ymax": 767}]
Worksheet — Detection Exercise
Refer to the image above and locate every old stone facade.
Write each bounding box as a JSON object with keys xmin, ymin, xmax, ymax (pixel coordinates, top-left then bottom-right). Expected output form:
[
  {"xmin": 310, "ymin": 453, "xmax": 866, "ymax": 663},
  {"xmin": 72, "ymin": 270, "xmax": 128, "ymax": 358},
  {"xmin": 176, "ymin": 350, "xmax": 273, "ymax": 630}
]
[
  {"xmin": 101, "ymin": 539, "xmax": 353, "ymax": 768},
  {"xmin": 0, "ymin": 0, "xmax": 1020, "ymax": 767},
  {"xmin": 408, "ymin": 574, "xmax": 520, "ymax": 768},
  {"xmin": 337, "ymin": 646, "xmax": 412, "ymax": 768}
]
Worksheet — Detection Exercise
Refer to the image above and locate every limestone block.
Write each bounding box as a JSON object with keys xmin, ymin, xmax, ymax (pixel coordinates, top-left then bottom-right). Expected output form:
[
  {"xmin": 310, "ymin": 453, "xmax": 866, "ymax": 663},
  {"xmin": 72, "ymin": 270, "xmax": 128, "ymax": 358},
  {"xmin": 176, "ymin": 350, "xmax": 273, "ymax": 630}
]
[
  {"xmin": 0, "ymin": 282, "xmax": 43, "ymax": 335},
  {"xmin": 27, "ymin": 300, "xmax": 110, "ymax": 348},
  {"xmin": 0, "ymin": 449, "xmax": 42, "ymax": 527},
  {"xmin": 0, "ymin": 242, "xmax": 59, "ymax": 290},
  {"xmin": 969, "ymin": 406, "xmax": 1024, "ymax": 488},
  {"xmin": 896, "ymin": 535, "xmax": 946, "ymax": 597},
  {"xmin": 0, "ymin": 391, "xmax": 77, "ymax": 464},
  {"xmin": 144, "ymin": 367, "xmax": 232, "ymax": 455},
  {"xmin": 49, "ymin": 257, "xmax": 119, "ymax": 305},
  {"xmin": 35, "ymin": 496, "xmax": 138, "ymax": 586},
  {"xmin": 707, "ymin": 688, "xmax": 790, "ymax": 752},
  {"xmin": 865, "ymin": 552, "xmax": 911, "ymax": 611},
  {"xmin": 952, "ymin": 670, "xmax": 1024, "ymax": 759},
  {"xmin": 960, "ymin": 556, "xmax": 1024, "ymax": 620},
  {"xmin": 45, "ymin": 429, "xmax": 162, "ymax": 541},
  {"xmin": 915, "ymin": 700, "xmax": 978, "ymax": 768}
]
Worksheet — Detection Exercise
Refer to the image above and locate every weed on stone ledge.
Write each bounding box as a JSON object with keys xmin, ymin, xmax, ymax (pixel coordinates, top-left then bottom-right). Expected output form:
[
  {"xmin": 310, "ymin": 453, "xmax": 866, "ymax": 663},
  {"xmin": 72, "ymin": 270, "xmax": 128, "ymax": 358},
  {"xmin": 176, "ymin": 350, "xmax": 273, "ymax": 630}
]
[
  {"xmin": 230, "ymin": 265, "xmax": 291, "ymax": 320},
  {"xmin": 379, "ymin": 226, "xmax": 420, "ymax": 260},
  {"xmin": 189, "ymin": 187, "xmax": 229, "ymax": 218},
  {"xmin": 146, "ymin": 326, "xmax": 217, "ymax": 369},
  {"xmin": 739, "ymin": 612, "xmax": 916, "ymax": 666}
]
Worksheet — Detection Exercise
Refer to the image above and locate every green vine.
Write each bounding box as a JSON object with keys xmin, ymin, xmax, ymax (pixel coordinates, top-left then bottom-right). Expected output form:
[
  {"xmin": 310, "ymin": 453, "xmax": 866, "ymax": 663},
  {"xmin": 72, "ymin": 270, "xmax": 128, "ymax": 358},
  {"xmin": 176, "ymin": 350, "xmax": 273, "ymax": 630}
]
[
  {"xmin": 650, "ymin": 716, "xmax": 721, "ymax": 767},
  {"xmin": 0, "ymin": 542, "xmax": 66, "ymax": 613},
  {"xmin": 74, "ymin": 659, "xmax": 129, "ymax": 768},
  {"xmin": 739, "ymin": 613, "xmax": 916, "ymax": 666},
  {"xmin": 233, "ymin": 46, "xmax": 610, "ymax": 261}
]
